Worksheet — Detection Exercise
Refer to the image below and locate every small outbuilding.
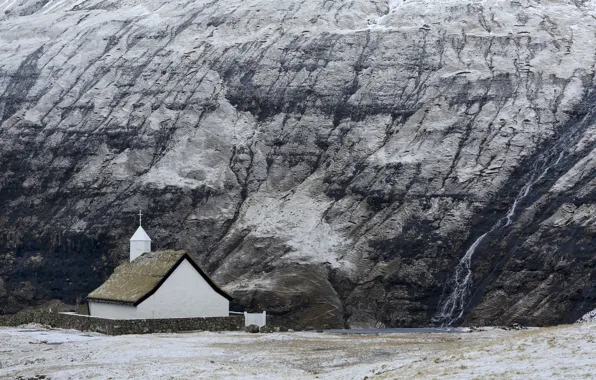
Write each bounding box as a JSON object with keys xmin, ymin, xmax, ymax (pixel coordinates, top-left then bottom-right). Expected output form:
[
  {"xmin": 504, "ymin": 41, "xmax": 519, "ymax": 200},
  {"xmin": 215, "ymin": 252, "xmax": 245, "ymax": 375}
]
[{"xmin": 87, "ymin": 222, "xmax": 232, "ymax": 319}]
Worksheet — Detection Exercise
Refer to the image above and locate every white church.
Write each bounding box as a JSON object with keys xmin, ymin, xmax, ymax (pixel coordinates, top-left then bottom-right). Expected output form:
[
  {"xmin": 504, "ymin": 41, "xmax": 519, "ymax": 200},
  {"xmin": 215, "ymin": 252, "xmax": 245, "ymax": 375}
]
[{"xmin": 87, "ymin": 214, "xmax": 232, "ymax": 319}]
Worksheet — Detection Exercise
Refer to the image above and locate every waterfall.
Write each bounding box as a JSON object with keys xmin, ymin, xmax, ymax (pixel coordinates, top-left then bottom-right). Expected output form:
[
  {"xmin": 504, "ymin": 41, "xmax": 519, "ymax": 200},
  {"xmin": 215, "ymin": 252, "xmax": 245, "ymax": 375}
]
[
  {"xmin": 431, "ymin": 84, "xmax": 596, "ymax": 328},
  {"xmin": 432, "ymin": 149, "xmax": 566, "ymax": 327}
]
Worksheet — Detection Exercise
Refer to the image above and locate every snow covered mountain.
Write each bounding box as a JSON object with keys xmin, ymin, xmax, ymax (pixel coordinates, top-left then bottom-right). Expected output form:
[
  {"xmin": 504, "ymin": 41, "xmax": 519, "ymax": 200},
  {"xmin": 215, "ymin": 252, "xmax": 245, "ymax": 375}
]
[{"xmin": 1, "ymin": 0, "xmax": 596, "ymax": 328}]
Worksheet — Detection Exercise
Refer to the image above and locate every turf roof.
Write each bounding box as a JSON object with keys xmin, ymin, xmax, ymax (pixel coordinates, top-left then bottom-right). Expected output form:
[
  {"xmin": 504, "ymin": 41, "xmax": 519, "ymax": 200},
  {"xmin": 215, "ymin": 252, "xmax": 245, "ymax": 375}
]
[{"xmin": 87, "ymin": 250, "xmax": 232, "ymax": 305}]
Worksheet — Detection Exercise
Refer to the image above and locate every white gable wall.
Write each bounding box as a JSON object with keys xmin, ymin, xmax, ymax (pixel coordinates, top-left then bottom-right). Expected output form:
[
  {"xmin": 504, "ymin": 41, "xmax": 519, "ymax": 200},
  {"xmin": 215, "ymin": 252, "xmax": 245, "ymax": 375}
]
[
  {"xmin": 136, "ymin": 259, "xmax": 229, "ymax": 318},
  {"xmin": 88, "ymin": 258, "xmax": 229, "ymax": 319}
]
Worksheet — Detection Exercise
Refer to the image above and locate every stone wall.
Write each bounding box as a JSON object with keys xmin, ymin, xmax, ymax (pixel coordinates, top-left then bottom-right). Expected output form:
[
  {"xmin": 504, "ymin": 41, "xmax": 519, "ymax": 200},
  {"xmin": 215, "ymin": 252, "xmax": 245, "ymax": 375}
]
[{"xmin": 0, "ymin": 311, "xmax": 244, "ymax": 335}]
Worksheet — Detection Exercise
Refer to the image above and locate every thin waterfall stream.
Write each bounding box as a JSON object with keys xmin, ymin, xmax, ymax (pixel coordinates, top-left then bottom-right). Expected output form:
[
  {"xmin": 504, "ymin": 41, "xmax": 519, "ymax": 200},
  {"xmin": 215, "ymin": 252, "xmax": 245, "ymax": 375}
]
[
  {"xmin": 433, "ymin": 146, "xmax": 568, "ymax": 327},
  {"xmin": 431, "ymin": 85, "xmax": 596, "ymax": 327}
]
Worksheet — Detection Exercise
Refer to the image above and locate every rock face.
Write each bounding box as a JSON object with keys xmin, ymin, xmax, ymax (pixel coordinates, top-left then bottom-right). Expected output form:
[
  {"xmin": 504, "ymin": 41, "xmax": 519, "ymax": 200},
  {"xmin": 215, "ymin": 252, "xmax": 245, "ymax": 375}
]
[{"xmin": 1, "ymin": 0, "xmax": 596, "ymax": 328}]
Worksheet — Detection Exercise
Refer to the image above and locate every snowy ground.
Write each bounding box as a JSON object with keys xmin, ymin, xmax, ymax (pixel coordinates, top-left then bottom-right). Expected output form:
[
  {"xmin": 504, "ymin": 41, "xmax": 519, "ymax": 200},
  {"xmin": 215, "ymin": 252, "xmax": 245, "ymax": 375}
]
[{"xmin": 1, "ymin": 323, "xmax": 596, "ymax": 379}]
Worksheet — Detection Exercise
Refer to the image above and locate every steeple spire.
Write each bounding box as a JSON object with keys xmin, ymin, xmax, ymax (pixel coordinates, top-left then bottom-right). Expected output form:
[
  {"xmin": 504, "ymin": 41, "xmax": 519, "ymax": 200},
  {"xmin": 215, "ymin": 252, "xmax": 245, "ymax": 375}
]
[{"xmin": 130, "ymin": 210, "xmax": 151, "ymax": 261}]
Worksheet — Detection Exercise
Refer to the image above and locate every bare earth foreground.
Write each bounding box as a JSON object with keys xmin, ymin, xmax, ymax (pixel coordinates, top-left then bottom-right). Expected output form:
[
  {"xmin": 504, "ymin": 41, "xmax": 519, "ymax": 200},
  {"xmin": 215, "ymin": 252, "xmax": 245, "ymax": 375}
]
[{"xmin": 1, "ymin": 324, "xmax": 595, "ymax": 379}]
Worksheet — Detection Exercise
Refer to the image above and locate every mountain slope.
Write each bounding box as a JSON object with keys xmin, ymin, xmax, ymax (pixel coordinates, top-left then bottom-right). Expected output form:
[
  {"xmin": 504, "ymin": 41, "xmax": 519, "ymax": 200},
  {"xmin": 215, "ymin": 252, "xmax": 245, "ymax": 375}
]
[{"xmin": 1, "ymin": 0, "xmax": 596, "ymax": 328}]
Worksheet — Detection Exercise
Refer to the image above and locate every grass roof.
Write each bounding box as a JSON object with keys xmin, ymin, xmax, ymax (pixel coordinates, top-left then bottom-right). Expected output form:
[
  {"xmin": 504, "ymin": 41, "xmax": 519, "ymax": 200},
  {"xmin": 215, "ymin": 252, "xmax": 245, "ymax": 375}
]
[{"xmin": 87, "ymin": 250, "xmax": 232, "ymax": 305}]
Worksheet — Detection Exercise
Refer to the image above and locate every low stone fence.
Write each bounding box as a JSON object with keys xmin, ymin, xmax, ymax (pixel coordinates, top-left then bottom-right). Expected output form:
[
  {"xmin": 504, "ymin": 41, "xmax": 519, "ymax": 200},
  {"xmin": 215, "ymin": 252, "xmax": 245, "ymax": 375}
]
[{"xmin": 0, "ymin": 311, "xmax": 244, "ymax": 335}]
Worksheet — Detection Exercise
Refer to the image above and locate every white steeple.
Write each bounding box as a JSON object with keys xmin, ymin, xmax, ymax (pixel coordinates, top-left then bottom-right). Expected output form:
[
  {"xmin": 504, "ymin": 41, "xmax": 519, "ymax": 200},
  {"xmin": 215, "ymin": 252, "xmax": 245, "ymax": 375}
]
[{"xmin": 130, "ymin": 210, "xmax": 151, "ymax": 262}]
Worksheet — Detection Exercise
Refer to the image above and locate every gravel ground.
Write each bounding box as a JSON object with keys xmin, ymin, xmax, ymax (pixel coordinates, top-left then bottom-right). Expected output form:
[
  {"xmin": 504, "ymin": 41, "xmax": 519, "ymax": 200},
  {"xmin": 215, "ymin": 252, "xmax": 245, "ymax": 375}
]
[{"xmin": 1, "ymin": 323, "xmax": 595, "ymax": 379}]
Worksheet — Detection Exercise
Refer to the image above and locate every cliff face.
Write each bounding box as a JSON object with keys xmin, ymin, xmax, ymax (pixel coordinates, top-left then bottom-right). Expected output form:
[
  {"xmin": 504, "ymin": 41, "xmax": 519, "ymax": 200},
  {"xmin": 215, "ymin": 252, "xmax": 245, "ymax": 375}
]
[{"xmin": 1, "ymin": 0, "xmax": 596, "ymax": 328}]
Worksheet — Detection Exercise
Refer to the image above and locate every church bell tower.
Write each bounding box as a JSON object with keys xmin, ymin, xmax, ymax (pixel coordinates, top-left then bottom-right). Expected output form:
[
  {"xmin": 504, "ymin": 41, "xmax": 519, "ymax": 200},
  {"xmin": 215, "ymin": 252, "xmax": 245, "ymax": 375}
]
[{"xmin": 130, "ymin": 210, "xmax": 151, "ymax": 261}]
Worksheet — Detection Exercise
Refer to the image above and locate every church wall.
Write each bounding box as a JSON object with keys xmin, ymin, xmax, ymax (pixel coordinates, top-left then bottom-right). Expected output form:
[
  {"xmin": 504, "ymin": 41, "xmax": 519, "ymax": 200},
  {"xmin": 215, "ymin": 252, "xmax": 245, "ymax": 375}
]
[
  {"xmin": 88, "ymin": 302, "xmax": 138, "ymax": 319},
  {"xmin": 136, "ymin": 259, "xmax": 229, "ymax": 318}
]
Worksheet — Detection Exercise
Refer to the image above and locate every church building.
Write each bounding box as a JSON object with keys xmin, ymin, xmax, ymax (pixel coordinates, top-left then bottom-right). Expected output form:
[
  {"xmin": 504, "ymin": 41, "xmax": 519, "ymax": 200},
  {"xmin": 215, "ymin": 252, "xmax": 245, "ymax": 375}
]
[{"xmin": 87, "ymin": 216, "xmax": 232, "ymax": 319}]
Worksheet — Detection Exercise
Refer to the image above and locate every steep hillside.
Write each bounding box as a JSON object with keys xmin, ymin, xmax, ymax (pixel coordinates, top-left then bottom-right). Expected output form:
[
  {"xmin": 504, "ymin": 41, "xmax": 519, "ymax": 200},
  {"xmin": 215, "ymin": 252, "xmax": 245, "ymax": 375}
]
[{"xmin": 1, "ymin": 0, "xmax": 596, "ymax": 328}]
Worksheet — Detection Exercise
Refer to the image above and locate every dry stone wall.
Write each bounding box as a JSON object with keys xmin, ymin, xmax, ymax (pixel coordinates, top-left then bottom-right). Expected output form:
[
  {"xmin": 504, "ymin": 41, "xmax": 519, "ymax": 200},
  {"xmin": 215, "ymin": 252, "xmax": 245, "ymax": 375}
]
[{"xmin": 0, "ymin": 312, "xmax": 244, "ymax": 335}]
